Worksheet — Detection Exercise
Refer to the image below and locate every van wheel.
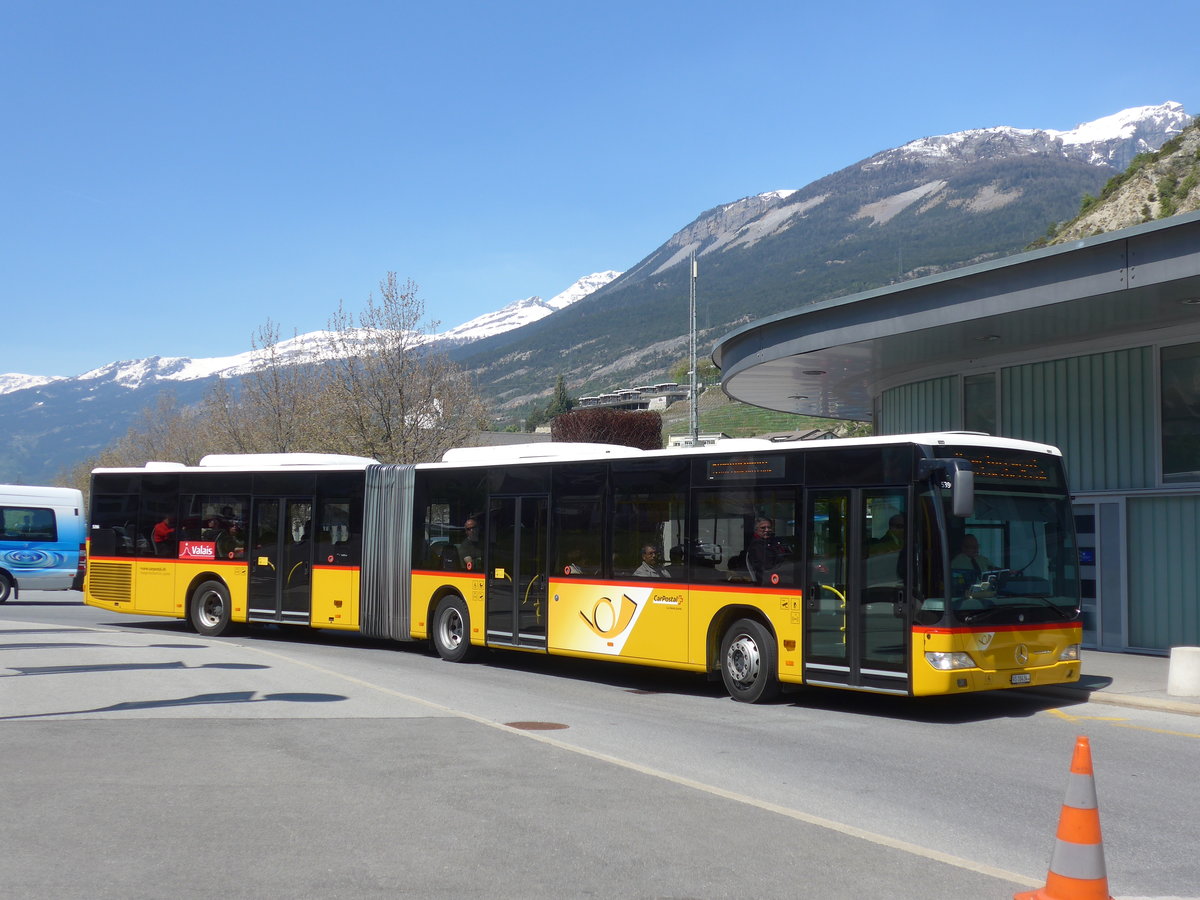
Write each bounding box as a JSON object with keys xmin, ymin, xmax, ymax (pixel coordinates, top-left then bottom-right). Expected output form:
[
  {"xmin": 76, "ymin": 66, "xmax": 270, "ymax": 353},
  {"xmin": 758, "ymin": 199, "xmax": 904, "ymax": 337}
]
[
  {"xmin": 720, "ymin": 618, "xmax": 780, "ymax": 703},
  {"xmin": 432, "ymin": 595, "xmax": 475, "ymax": 662},
  {"xmin": 190, "ymin": 580, "xmax": 233, "ymax": 636},
  {"xmin": 0, "ymin": 572, "xmax": 11, "ymax": 603}
]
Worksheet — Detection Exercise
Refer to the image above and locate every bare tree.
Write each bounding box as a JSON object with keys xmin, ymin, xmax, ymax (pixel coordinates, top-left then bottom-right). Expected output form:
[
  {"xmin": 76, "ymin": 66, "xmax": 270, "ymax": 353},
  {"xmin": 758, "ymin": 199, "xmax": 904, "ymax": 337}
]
[
  {"xmin": 202, "ymin": 320, "xmax": 324, "ymax": 453},
  {"xmin": 316, "ymin": 273, "xmax": 489, "ymax": 462}
]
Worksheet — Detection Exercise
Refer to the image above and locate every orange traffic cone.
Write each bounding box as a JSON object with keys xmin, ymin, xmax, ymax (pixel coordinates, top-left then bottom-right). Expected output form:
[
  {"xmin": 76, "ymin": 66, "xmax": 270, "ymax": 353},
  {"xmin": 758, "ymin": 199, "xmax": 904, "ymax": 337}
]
[{"xmin": 1015, "ymin": 735, "xmax": 1113, "ymax": 900}]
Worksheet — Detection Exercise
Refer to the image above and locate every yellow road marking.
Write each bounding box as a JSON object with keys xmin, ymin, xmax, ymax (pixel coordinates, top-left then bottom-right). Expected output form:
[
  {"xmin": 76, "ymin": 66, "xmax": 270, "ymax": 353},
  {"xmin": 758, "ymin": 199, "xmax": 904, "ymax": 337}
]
[{"xmin": 1047, "ymin": 706, "xmax": 1200, "ymax": 739}]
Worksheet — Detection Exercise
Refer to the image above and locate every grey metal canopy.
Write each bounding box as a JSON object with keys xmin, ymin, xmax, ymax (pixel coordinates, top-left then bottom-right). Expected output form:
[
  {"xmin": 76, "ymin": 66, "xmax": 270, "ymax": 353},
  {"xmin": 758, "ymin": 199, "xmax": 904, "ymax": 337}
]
[{"xmin": 713, "ymin": 210, "xmax": 1200, "ymax": 421}]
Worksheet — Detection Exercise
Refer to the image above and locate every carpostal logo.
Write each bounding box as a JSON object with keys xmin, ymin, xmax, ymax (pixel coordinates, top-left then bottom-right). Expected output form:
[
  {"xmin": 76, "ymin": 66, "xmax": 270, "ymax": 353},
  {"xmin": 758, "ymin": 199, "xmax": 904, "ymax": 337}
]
[
  {"xmin": 179, "ymin": 541, "xmax": 217, "ymax": 560},
  {"xmin": 574, "ymin": 585, "xmax": 654, "ymax": 653}
]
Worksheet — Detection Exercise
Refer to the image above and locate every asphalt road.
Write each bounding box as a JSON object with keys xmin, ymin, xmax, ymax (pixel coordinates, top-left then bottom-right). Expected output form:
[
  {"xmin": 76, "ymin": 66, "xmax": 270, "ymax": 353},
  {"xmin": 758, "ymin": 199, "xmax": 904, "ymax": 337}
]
[{"xmin": 3, "ymin": 592, "xmax": 1198, "ymax": 899}]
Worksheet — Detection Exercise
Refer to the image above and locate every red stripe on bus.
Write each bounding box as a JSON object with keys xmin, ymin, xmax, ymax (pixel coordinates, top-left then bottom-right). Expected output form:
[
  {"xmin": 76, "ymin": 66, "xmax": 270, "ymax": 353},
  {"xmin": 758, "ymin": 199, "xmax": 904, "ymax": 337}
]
[
  {"xmin": 545, "ymin": 577, "xmax": 801, "ymax": 595},
  {"xmin": 914, "ymin": 623, "xmax": 1082, "ymax": 635},
  {"xmin": 87, "ymin": 555, "xmax": 248, "ymax": 566}
]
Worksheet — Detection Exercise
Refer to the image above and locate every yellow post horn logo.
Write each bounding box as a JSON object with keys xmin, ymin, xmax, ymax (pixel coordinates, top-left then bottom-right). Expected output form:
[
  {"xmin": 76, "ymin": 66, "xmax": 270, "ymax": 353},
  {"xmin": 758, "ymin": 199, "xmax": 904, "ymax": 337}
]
[{"xmin": 580, "ymin": 594, "xmax": 638, "ymax": 638}]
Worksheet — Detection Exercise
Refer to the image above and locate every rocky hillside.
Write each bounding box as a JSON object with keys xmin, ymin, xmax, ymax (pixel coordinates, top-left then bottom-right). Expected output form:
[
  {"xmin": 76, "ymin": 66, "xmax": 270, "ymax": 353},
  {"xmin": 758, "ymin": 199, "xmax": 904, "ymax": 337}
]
[{"xmin": 1049, "ymin": 117, "xmax": 1200, "ymax": 243}]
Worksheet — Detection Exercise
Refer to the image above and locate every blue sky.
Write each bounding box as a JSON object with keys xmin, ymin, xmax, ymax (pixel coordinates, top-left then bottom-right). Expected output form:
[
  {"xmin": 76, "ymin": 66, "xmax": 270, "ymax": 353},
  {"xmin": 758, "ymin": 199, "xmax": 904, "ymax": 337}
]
[{"xmin": 4, "ymin": 0, "xmax": 1198, "ymax": 376}]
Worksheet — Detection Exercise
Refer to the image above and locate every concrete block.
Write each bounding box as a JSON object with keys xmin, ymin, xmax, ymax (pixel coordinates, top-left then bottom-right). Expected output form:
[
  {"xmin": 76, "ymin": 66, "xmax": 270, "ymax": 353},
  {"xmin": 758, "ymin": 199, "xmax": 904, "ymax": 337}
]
[{"xmin": 1167, "ymin": 646, "xmax": 1200, "ymax": 697}]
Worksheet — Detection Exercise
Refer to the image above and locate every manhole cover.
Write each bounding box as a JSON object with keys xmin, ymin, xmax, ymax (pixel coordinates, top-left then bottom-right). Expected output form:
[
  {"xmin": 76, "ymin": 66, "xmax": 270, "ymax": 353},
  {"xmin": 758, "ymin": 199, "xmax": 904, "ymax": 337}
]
[{"xmin": 504, "ymin": 721, "xmax": 569, "ymax": 731}]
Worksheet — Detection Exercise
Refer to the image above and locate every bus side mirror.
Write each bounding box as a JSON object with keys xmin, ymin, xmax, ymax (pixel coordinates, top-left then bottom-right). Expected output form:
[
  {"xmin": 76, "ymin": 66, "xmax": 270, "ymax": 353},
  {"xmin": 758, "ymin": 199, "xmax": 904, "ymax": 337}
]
[
  {"xmin": 918, "ymin": 458, "xmax": 975, "ymax": 518},
  {"xmin": 952, "ymin": 467, "xmax": 974, "ymax": 518}
]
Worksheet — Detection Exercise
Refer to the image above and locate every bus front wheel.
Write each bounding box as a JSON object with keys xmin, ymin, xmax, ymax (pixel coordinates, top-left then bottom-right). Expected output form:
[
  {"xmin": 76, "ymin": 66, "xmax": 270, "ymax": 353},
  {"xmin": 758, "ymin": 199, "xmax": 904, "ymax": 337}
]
[
  {"xmin": 720, "ymin": 618, "xmax": 780, "ymax": 703},
  {"xmin": 432, "ymin": 595, "xmax": 475, "ymax": 663},
  {"xmin": 0, "ymin": 571, "xmax": 11, "ymax": 603},
  {"xmin": 190, "ymin": 580, "xmax": 233, "ymax": 636}
]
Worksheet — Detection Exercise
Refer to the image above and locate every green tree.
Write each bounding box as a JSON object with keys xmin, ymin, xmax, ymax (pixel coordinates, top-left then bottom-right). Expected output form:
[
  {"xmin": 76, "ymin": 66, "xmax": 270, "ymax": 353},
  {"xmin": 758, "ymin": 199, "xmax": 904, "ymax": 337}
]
[
  {"xmin": 670, "ymin": 356, "xmax": 719, "ymax": 385},
  {"xmin": 524, "ymin": 406, "xmax": 548, "ymax": 432},
  {"xmin": 545, "ymin": 375, "xmax": 574, "ymax": 417}
]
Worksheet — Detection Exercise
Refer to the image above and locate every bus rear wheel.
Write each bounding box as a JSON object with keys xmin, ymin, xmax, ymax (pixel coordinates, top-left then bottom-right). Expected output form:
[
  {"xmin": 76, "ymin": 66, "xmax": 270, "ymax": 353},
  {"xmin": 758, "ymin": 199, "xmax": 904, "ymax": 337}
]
[
  {"xmin": 0, "ymin": 571, "xmax": 11, "ymax": 603},
  {"xmin": 190, "ymin": 580, "xmax": 233, "ymax": 636},
  {"xmin": 432, "ymin": 595, "xmax": 475, "ymax": 662},
  {"xmin": 721, "ymin": 618, "xmax": 780, "ymax": 703}
]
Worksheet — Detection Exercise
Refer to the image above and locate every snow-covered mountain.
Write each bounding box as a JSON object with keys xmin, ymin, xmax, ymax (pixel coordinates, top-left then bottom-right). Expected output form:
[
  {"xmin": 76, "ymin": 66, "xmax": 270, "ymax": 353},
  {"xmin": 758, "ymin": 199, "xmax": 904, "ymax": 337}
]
[
  {"xmin": 432, "ymin": 270, "xmax": 620, "ymax": 345},
  {"xmin": 0, "ymin": 271, "xmax": 622, "ymax": 396},
  {"xmin": 0, "ymin": 373, "xmax": 66, "ymax": 395},
  {"xmin": 1051, "ymin": 101, "xmax": 1191, "ymax": 168},
  {"xmin": 872, "ymin": 101, "xmax": 1190, "ymax": 173}
]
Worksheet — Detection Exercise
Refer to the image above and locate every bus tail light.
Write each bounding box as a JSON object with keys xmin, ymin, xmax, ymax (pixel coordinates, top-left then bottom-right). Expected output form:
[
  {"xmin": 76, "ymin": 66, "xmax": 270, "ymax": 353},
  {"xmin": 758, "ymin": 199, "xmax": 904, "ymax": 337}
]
[
  {"xmin": 925, "ymin": 651, "xmax": 977, "ymax": 670},
  {"xmin": 1059, "ymin": 643, "xmax": 1081, "ymax": 661}
]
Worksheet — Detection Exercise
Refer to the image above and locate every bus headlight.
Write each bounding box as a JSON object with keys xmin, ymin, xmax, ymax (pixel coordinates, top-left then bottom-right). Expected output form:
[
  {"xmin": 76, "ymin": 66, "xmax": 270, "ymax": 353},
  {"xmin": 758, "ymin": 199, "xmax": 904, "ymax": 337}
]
[
  {"xmin": 925, "ymin": 651, "xmax": 977, "ymax": 670},
  {"xmin": 1059, "ymin": 643, "xmax": 1081, "ymax": 661}
]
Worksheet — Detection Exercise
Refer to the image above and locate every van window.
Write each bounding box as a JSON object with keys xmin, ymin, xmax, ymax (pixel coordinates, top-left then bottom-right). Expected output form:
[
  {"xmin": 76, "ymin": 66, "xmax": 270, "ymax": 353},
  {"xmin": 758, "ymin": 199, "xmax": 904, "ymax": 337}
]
[{"xmin": 1, "ymin": 506, "xmax": 57, "ymax": 542}]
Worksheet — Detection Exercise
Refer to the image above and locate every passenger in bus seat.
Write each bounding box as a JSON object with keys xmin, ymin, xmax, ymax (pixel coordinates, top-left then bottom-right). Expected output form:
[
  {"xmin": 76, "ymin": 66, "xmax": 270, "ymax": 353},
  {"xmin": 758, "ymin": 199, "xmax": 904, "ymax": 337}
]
[
  {"xmin": 152, "ymin": 516, "xmax": 175, "ymax": 554},
  {"xmin": 871, "ymin": 515, "xmax": 905, "ymax": 554},
  {"xmin": 457, "ymin": 517, "xmax": 483, "ymax": 570},
  {"xmin": 633, "ymin": 545, "xmax": 670, "ymax": 578},
  {"xmin": 746, "ymin": 517, "xmax": 788, "ymax": 584},
  {"xmin": 223, "ymin": 523, "xmax": 246, "ymax": 558},
  {"xmin": 867, "ymin": 513, "xmax": 906, "ymax": 584}
]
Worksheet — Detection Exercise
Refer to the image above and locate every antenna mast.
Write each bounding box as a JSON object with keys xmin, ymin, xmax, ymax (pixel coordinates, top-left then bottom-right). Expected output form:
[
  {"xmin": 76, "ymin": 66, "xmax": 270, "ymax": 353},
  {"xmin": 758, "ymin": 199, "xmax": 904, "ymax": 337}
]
[{"xmin": 689, "ymin": 251, "xmax": 699, "ymax": 445}]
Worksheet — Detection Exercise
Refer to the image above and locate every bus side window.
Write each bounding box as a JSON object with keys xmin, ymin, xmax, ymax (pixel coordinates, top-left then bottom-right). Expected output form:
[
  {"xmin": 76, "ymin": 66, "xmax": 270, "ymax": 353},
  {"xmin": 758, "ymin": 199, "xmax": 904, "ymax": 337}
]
[
  {"xmin": 90, "ymin": 494, "xmax": 139, "ymax": 557},
  {"xmin": 611, "ymin": 459, "xmax": 687, "ymax": 581},
  {"xmin": 554, "ymin": 496, "xmax": 603, "ymax": 577}
]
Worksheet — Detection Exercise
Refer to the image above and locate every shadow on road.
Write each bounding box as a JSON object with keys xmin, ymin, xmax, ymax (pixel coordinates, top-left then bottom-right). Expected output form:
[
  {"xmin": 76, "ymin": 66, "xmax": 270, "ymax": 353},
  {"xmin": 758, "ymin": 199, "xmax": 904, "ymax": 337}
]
[{"xmin": 87, "ymin": 616, "xmax": 1083, "ymax": 725}]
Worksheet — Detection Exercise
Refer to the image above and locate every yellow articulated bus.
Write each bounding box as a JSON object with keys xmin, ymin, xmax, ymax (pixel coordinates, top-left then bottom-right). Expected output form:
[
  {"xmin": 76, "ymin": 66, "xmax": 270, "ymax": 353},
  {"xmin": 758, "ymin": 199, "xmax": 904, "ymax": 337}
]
[{"xmin": 84, "ymin": 433, "xmax": 1082, "ymax": 702}]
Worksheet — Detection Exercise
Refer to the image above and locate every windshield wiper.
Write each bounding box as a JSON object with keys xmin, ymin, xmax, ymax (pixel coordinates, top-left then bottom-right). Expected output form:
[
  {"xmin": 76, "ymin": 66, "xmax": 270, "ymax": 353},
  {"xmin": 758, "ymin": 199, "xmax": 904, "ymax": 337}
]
[
  {"xmin": 956, "ymin": 606, "xmax": 1001, "ymax": 624},
  {"xmin": 1005, "ymin": 595, "xmax": 1075, "ymax": 620},
  {"xmin": 957, "ymin": 596, "xmax": 1073, "ymax": 624}
]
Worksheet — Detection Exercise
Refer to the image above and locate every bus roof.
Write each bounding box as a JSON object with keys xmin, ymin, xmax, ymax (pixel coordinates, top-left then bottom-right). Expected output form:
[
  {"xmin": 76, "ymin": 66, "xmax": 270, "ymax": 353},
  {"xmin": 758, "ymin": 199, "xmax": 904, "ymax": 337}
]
[
  {"xmin": 423, "ymin": 432, "xmax": 1063, "ymax": 469},
  {"xmin": 93, "ymin": 452, "xmax": 380, "ymax": 475},
  {"xmin": 90, "ymin": 432, "xmax": 1063, "ymax": 476},
  {"xmin": 439, "ymin": 442, "xmax": 645, "ymax": 466}
]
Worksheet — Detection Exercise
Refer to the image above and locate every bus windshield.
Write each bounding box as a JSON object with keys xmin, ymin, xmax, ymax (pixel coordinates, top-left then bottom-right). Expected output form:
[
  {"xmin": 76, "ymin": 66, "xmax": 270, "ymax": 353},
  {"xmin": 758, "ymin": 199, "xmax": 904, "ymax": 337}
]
[{"xmin": 918, "ymin": 483, "xmax": 1079, "ymax": 627}]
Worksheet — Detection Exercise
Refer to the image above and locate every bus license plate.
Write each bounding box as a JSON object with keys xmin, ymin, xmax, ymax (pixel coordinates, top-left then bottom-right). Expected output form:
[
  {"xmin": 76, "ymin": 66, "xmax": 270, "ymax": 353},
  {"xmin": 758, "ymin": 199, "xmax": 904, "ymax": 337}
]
[{"xmin": 1011, "ymin": 673, "xmax": 1032, "ymax": 685}]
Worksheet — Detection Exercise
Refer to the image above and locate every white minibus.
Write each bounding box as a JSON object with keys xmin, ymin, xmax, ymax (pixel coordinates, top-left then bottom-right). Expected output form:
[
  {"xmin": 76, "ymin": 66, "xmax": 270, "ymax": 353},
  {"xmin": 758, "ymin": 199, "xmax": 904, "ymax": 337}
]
[{"xmin": 0, "ymin": 484, "xmax": 86, "ymax": 601}]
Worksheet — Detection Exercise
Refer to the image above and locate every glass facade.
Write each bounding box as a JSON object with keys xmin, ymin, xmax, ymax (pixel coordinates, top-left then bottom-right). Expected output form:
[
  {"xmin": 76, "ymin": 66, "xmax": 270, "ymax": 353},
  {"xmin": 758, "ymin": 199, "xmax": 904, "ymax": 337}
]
[{"xmin": 1161, "ymin": 341, "xmax": 1200, "ymax": 484}]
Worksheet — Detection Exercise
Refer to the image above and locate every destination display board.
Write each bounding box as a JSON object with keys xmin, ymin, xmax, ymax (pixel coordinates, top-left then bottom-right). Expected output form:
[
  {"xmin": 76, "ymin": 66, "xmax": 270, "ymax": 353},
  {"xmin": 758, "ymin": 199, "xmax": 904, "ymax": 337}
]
[
  {"xmin": 705, "ymin": 456, "xmax": 785, "ymax": 481},
  {"xmin": 936, "ymin": 448, "xmax": 1063, "ymax": 488}
]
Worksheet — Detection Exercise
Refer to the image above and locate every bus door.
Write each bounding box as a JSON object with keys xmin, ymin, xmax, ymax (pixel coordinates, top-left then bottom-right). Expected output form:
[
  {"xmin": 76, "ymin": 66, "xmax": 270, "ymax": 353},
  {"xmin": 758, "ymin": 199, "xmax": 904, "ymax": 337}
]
[
  {"xmin": 248, "ymin": 497, "xmax": 314, "ymax": 625},
  {"xmin": 485, "ymin": 495, "xmax": 548, "ymax": 649},
  {"xmin": 805, "ymin": 489, "xmax": 910, "ymax": 694}
]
